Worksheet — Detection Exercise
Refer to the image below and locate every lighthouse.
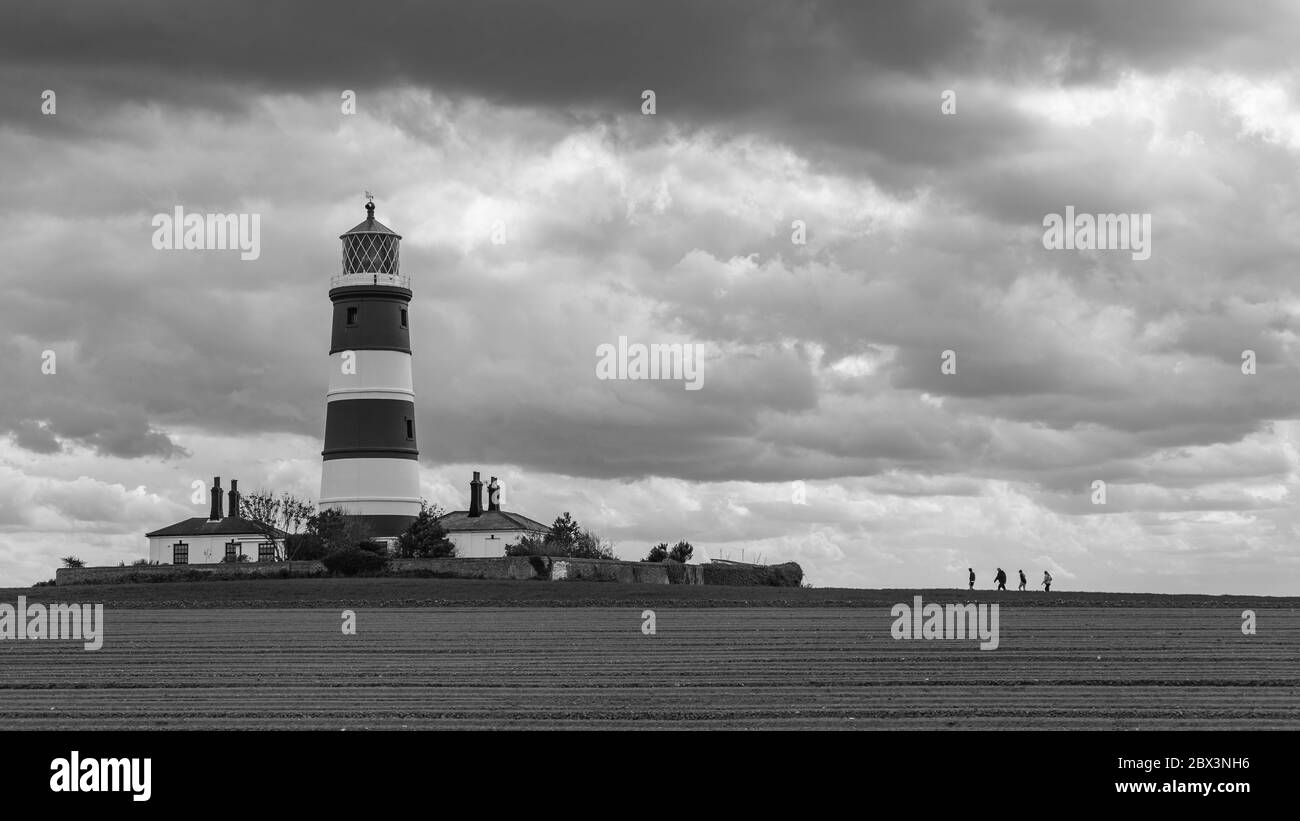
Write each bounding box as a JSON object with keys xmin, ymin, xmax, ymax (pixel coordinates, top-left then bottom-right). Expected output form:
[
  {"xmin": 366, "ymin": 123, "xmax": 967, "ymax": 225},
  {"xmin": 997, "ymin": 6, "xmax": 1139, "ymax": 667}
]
[{"xmin": 318, "ymin": 198, "xmax": 421, "ymax": 539}]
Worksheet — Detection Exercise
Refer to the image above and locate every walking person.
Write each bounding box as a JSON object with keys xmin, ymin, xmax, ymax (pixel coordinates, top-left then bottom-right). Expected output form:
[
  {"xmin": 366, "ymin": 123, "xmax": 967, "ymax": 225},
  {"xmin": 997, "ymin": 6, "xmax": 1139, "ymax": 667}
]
[
  {"xmin": 1042, "ymin": 570, "xmax": 1052, "ymax": 592},
  {"xmin": 968, "ymin": 567, "xmax": 975, "ymax": 590},
  {"xmin": 1018, "ymin": 569, "xmax": 1026, "ymax": 591},
  {"xmin": 994, "ymin": 567, "xmax": 1007, "ymax": 591}
]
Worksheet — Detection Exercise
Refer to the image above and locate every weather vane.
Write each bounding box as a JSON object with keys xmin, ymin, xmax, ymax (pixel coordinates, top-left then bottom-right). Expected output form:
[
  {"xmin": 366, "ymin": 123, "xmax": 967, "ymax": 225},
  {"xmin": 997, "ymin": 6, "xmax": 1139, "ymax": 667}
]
[{"xmin": 365, "ymin": 190, "xmax": 374, "ymax": 203}]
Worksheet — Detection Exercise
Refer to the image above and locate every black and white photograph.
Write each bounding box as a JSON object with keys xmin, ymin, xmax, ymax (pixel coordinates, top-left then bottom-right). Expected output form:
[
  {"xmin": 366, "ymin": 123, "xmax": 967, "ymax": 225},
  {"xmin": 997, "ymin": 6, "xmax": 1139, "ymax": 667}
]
[{"xmin": 0, "ymin": 0, "xmax": 1294, "ymax": 805}]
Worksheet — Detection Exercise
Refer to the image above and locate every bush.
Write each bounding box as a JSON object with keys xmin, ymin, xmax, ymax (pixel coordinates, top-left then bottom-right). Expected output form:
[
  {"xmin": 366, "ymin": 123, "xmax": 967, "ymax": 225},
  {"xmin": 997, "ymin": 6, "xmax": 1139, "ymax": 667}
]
[
  {"xmin": 322, "ymin": 547, "xmax": 388, "ymax": 576},
  {"xmin": 284, "ymin": 533, "xmax": 326, "ymax": 561},
  {"xmin": 32, "ymin": 579, "xmax": 56, "ymax": 587},
  {"xmin": 507, "ymin": 529, "xmax": 613, "ymax": 559},
  {"xmin": 220, "ymin": 554, "xmax": 251, "ymax": 563},
  {"xmin": 307, "ymin": 509, "xmax": 374, "ymax": 554},
  {"xmin": 131, "ymin": 559, "xmax": 159, "ymax": 567},
  {"xmin": 61, "ymin": 556, "xmax": 85, "ymax": 568},
  {"xmin": 503, "ymin": 512, "xmax": 615, "ymax": 560},
  {"xmin": 642, "ymin": 543, "xmax": 669, "ymax": 562},
  {"xmin": 504, "ymin": 533, "xmax": 549, "ymax": 557}
]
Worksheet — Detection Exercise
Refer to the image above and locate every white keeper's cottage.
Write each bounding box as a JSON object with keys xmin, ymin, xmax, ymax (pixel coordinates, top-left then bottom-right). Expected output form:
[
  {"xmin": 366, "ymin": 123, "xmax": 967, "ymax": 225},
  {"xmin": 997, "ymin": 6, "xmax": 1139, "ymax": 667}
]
[
  {"xmin": 146, "ymin": 477, "xmax": 286, "ymax": 564},
  {"xmin": 437, "ymin": 472, "xmax": 549, "ymax": 557}
]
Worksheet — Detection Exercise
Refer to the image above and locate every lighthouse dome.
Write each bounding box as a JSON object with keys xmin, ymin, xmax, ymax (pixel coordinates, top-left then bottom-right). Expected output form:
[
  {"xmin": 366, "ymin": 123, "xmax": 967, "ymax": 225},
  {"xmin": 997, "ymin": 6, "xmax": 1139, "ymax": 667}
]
[{"xmin": 340, "ymin": 200, "xmax": 401, "ymax": 275}]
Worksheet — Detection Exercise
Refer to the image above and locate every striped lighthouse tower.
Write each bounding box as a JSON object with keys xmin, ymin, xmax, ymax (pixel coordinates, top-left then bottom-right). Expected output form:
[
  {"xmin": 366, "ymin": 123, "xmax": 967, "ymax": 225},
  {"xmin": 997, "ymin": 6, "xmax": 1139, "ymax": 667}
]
[{"xmin": 318, "ymin": 198, "xmax": 421, "ymax": 538}]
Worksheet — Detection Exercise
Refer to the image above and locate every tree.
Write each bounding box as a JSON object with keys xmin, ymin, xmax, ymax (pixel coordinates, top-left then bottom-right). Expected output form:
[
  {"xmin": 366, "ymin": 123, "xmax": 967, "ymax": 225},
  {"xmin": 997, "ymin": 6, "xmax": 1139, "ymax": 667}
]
[
  {"xmin": 643, "ymin": 543, "xmax": 669, "ymax": 562},
  {"xmin": 61, "ymin": 556, "xmax": 85, "ymax": 568},
  {"xmin": 279, "ymin": 493, "xmax": 314, "ymax": 537},
  {"xmin": 548, "ymin": 512, "xmax": 580, "ymax": 549},
  {"xmin": 668, "ymin": 540, "xmax": 694, "ymax": 563},
  {"xmin": 307, "ymin": 507, "xmax": 348, "ymax": 550},
  {"xmin": 394, "ymin": 501, "xmax": 455, "ymax": 558},
  {"xmin": 239, "ymin": 489, "xmax": 314, "ymax": 561}
]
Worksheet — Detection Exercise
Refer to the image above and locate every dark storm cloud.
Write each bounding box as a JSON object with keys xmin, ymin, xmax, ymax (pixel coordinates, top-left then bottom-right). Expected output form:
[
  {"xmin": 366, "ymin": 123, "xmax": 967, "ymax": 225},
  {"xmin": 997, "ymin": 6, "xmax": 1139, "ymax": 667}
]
[
  {"xmin": 7, "ymin": 0, "xmax": 1294, "ymax": 181},
  {"xmin": 5, "ymin": 1, "xmax": 979, "ymax": 103},
  {"xmin": 8, "ymin": 420, "xmax": 61, "ymax": 454},
  {"xmin": 988, "ymin": 0, "xmax": 1300, "ymax": 80}
]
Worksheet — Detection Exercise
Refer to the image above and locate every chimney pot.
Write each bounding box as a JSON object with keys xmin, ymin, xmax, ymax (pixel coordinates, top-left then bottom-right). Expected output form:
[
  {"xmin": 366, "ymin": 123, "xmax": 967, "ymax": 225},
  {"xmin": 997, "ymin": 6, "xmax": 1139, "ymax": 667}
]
[
  {"xmin": 468, "ymin": 471, "xmax": 483, "ymax": 517},
  {"xmin": 209, "ymin": 476, "xmax": 224, "ymax": 521},
  {"xmin": 227, "ymin": 479, "xmax": 240, "ymax": 519}
]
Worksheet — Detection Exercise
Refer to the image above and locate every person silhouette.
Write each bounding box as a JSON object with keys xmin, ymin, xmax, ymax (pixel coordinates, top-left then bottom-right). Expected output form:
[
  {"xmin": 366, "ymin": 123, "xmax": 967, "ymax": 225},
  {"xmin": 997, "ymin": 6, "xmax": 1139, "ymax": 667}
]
[
  {"xmin": 1042, "ymin": 570, "xmax": 1052, "ymax": 592},
  {"xmin": 1018, "ymin": 569, "xmax": 1026, "ymax": 591},
  {"xmin": 968, "ymin": 567, "xmax": 975, "ymax": 590},
  {"xmin": 995, "ymin": 567, "xmax": 1007, "ymax": 590}
]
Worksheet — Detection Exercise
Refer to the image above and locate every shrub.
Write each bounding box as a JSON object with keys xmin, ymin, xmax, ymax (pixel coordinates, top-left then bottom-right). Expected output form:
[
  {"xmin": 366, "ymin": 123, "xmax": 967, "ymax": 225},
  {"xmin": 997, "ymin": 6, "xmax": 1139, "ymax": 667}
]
[
  {"xmin": 505, "ymin": 533, "xmax": 548, "ymax": 557},
  {"xmin": 322, "ymin": 547, "xmax": 387, "ymax": 576},
  {"xmin": 131, "ymin": 559, "xmax": 159, "ymax": 567},
  {"xmin": 569, "ymin": 530, "xmax": 614, "ymax": 559},
  {"xmin": 61, "ymin": 556, "xmax": 85, "ymax": 568},
  {"xmin": 507, "ymin": 528, "xmax": 614, "ymax": 559},
  {"xmin": 220, "ymin": 554, "xmax": 251, "ymax": 563},
  {"xmin": 284, "ymin": 533, "xmax": 326, "ymax": 561},
  {"xmin": 32, "ymin": 579, "xmax": 56, "ymax": 587},
  {"xmin": 308, "ymin": 509, "xmax": 374, "ymax": 553},
  {"xmin": 643, "ymin": 543, "xmax": 669, "ymax": 562}
]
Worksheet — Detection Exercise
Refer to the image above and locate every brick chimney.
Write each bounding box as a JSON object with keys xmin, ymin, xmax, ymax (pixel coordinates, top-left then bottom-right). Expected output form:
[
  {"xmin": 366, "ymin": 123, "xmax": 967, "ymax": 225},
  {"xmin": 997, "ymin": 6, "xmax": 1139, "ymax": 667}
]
[
  {"xmin": 209, "ymin": 477, "xmax": 223, "ymax": 521},
  {"xmin": 227, "ymin": 479, "xmax": 240, "ymax": 519},
  {"xmin": 468, "ymin": 471, "xmax": 483, "ymax": 517},
  {"xmin": 487, "ymin": 476, "xmax": 500, "ymax": 511}
]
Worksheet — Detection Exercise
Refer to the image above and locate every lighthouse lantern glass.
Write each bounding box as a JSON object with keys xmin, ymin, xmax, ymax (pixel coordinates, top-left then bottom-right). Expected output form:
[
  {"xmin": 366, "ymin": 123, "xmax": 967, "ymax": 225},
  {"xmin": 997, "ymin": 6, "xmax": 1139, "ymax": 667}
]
[{"xmin": 342, "ymin": 233, "xmax": 399, "ymax": 275}]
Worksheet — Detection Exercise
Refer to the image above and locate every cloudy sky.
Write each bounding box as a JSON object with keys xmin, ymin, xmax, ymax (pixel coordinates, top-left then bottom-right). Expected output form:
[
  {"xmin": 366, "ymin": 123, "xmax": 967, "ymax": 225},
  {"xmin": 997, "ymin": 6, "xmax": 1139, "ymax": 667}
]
[{"xmin": 2, "ymin": 0, "xmax": 1299, "ymax": 592}]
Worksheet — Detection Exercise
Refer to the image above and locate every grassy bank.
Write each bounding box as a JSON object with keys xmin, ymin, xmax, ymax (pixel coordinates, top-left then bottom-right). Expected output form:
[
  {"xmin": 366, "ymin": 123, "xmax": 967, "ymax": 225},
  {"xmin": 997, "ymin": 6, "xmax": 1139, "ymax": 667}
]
[{"xmin": 1, "ymin": 577, "xmax": 1295, "ymax": 609}]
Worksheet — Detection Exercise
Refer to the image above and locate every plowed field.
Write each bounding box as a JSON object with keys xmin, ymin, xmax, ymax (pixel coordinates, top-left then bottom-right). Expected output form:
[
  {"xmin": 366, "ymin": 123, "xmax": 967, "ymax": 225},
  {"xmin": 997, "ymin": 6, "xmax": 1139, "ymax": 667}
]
[{"xmin": 1, "ymin": 604, "xmax": 1295, "ymax": 729}]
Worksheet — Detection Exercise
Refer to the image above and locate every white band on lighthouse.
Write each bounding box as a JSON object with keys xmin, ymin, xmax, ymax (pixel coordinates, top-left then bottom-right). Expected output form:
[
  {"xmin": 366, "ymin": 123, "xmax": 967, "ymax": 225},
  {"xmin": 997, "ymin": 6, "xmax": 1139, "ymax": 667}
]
[
  {"xmin": 320, "ymin": 457, "xmax": 421, "ymax": 509},
  {"xmin": 327, "ymin": 349, "xmax": 414, "ymax": 398}
]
